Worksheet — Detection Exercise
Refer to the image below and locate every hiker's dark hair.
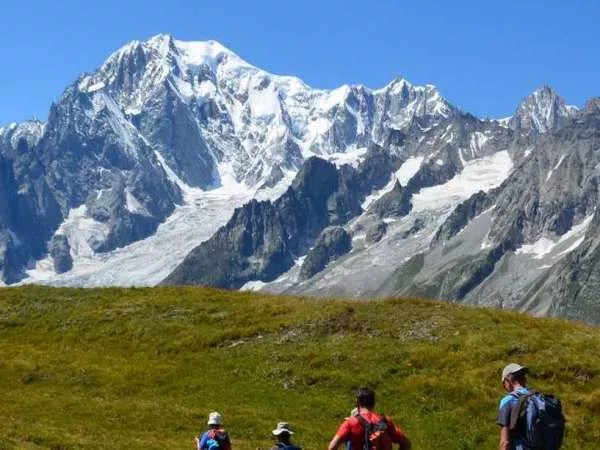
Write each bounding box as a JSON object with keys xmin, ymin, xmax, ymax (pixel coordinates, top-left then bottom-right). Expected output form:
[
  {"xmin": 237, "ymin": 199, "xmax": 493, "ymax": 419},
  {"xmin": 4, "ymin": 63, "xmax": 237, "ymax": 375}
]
[
  {"xmin": 356, "ymin": 386, "xmax": 376, "ymax": 409},
  {"xmin": 507, "ymin": 370, "xmax": 528, "ymax": 385}
]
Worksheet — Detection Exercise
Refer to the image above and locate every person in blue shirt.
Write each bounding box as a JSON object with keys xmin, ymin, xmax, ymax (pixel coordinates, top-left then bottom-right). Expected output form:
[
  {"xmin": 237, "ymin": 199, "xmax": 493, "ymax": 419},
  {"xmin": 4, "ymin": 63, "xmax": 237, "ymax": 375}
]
[
  {"xmin": 195, "ymin": 412, "xmax": 231, "ymax": 450},
  {"xmin": 497, "ymin": 363, "xmax": 531, "ymax": 450}
]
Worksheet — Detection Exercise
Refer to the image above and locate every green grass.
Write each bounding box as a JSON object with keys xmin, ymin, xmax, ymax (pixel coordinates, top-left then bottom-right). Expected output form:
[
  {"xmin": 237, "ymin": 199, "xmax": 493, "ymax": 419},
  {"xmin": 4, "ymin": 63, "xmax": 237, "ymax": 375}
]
[{"xmin": 1, "ymin": 286, "xmax": 600, "ymax": 449}]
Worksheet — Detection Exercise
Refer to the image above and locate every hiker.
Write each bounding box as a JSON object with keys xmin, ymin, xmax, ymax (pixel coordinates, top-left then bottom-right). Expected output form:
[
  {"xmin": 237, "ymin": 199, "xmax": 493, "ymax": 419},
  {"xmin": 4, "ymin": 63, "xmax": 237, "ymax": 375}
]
[
  {"xmin": 498, "ymin": 363, "xmax": 564, "ymax": 450},
  {"xmin": 195, "ymin": 411, "xmax": 232, "ymax": 450},
  {"xmin": 270, "ymin": 422, "xmax": 301, "ymax": 450},
  {"xmin": 328, "ymin": 387, "xmax": 411, "ymax": 450}
]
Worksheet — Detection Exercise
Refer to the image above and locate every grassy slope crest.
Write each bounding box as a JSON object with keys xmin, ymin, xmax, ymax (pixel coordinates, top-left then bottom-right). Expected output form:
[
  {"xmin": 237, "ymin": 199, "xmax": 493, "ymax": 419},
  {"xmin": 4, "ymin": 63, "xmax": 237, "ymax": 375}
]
[{"xmin": 1, "ymin": 287, "xmax": 599, "ymax": 449}]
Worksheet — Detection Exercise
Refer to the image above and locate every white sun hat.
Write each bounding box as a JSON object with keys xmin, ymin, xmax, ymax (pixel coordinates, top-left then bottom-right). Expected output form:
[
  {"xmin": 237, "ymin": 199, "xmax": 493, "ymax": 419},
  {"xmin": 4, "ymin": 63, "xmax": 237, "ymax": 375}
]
[
  {"xmin": 207, "ymin": 411, "xmax": 223, "ymax": 426},
  {"xmin": 272, "ymin": 422, "xmax": 294, "ymax": 436},
  {"xmin": 502, "ymin": 363, "xmax": 529, "ymax": 382}
]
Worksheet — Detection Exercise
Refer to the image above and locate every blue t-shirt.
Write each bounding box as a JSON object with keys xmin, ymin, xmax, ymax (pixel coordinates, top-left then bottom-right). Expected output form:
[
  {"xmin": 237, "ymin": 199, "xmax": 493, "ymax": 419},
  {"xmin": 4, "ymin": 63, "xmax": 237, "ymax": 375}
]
[
  {"xmin": 497, "ymin": 387, "xmax": 531, "ymax": 449},
  {"xmin": 198, "ymin": 431, "xmax": 211, "ymax": 450}
]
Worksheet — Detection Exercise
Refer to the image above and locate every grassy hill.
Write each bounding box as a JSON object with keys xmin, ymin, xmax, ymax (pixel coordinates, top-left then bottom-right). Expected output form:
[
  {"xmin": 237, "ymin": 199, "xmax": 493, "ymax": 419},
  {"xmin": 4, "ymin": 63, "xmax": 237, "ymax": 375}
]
[{"xmin": 1, "ymin": 286, "xmax": 600, "ymax": 449}]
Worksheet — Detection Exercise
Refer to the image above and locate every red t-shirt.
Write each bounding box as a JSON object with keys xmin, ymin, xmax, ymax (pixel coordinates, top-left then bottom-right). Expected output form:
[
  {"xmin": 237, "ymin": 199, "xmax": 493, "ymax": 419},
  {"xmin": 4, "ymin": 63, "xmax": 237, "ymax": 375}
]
[{"xmin": 335, "ymin": 410, "xmax": 407, "ymax": 450}]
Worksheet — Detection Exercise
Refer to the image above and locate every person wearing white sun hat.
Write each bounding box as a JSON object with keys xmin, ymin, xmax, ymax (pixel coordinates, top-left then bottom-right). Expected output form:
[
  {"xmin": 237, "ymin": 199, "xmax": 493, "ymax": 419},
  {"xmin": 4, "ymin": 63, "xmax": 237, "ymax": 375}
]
[
  {"xmin": 270, "ymin": 422, "xmax": 301, "ymax": 450},
  {"xmin": 195, "ymin": 411, "xmax": 232, "ymax": 450}
]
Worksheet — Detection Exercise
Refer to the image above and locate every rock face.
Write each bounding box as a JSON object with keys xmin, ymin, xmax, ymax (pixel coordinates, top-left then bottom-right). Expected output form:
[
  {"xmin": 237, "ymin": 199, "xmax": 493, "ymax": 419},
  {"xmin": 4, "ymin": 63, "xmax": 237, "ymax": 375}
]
[
  {"xmin": 163, "ymin": 153, "xmax": 394, "ymax": 287},
  {"xmin": 509, "ymin": 86, "xmax": 578, "ymax": 134},
  {"xmin": 299, "ymin": 227, "xmax": 352, "ymax": 280},
  {"xmin": 365, "ymin": 222, "xmax": 387, "ymax": 244},
  {"xmin": 49, "ymin": 235, "xmax": 73, "ymax": 274},
  {"xmin": 368, "ymin": 181, "xmax": 411, "ymax": 218}
]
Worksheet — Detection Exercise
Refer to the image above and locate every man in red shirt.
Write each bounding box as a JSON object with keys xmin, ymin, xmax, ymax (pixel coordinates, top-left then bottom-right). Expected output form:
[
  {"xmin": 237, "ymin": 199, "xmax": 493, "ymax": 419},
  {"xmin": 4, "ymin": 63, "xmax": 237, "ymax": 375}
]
[{"xmin": 328, "ymin": 387, "xmax": 411, "ymax": 450}]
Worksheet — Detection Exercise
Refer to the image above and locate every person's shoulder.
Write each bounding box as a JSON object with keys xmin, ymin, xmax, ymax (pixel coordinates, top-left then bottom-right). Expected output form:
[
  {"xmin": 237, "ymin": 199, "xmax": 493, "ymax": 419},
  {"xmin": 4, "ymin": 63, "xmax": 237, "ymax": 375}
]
[
  {"xmin": 498, "ymin": 393, "xmax": 517, "ymax": 410},
  {"xmin": 345, "ymin": 415, "xmax": 360, "ymax": 425}
]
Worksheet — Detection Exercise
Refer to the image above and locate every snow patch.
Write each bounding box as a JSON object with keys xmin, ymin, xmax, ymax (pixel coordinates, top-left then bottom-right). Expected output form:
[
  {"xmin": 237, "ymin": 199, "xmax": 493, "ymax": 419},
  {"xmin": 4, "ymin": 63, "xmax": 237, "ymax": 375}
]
[
  {"xmin": 412, "ymin": 151, "xmax": 513, "ymax": 212},
  {"xmin": 125, "ymin": 188, "xmax": 151, "ymax": 216},
  {"xmin": 328, "ymin": 147, "xmax": 368, "ymax": 168},
  {"xmin": 470, "ymin": 131, "xmax": 490, "ymax": 156},
  {"xmin": 57, "ymin": 205, "xmax": 110, "ymax": 259},
  {"xmin": 546, "ymin": 154, "xmax": 566, "ymax": 182},
  {"xmin": 361, "ymin": 156, "xmax": 425, "ymax": 210},
  {"xmin": 240, "ymin": 280, "xmax": 267, "ymax": 292},
  {"xmin": 516, "ymin": 214, "xmax": 593, "ymax": 259},
  {"xmin": 396, "ymin": 156, "xmax": 424, "ymax": 185}
]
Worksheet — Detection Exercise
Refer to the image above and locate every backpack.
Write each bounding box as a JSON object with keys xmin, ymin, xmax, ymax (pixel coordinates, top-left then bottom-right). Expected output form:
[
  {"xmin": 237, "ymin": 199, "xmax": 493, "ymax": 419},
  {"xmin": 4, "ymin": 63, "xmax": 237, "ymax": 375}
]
[
  {"xmin": 509, "ymin": 391, "xmax": 565, "ymax": 449},
  {"xmin": 356, "ymin": 414, "xmax": 389, "ymax": 450},
  {"xmin": 274, "ymin": 443, "xmax": 302, "ymax": 450},
  {"xmin": 205, "ymin": 429, "xmax": 231, "ymax": 450}
]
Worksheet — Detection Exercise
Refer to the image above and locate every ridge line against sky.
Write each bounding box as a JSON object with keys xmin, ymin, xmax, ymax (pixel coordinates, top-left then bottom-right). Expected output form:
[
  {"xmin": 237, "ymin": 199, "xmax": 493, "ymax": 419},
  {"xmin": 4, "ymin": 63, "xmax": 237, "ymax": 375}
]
[{"xmin": 1, "ymin": 0, "xmax": 599, "ymax": 125}]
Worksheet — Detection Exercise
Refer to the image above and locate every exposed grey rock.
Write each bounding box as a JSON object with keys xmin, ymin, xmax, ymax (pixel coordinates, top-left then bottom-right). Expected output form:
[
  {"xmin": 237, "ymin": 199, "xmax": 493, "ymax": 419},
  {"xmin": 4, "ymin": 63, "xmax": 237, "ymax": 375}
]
[
  {"xmin": 368, "ymin": 180, "xmax": 411, "ymax": 218},
  {"xmin": 163, "ymin": 150, "xmax": 398, "ymax": 288},
  {"xmin": 365, "ymin": 222, "xmax": 387, "ymax": 244},
  {"xmin": 49, "ymin": 235, "xmax": 72, "ymax": 274},
  {"xmin": 299, "ymin": 227, "xmax": 351, "ymax": 280},
  {"xmin": 509, "ymin": 86, "xmax": 577, "ymax": 134},
  {"xmin": 432, "ymin": 191, "xmax": 494, "ymax": 244}
]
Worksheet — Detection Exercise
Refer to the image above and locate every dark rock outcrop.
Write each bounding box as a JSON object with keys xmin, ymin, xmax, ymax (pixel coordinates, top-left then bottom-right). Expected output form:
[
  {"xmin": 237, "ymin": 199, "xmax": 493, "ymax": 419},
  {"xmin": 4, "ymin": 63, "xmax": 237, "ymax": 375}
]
[
  {"xmin": 49, "ymin": 235, "xmax": 73, "ymax": 274},
  {"xmin": 368, "ymin": 181, "xmax": 412, "ymax": 218},
  {"xmin": 299, "ymin": 227, "xmax": 352, "ymax": 280},
  {"xmin": 163, "ymin": 151, "xmax": 397, "ymax": 288},
  {"xmin": 365, "ymin": 221, "xmax": 387, "ymax": 244}
]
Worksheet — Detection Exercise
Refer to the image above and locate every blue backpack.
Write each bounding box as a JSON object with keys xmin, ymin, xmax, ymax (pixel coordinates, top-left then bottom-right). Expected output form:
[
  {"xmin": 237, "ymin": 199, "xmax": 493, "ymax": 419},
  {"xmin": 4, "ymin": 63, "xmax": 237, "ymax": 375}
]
[
  {"xmin": 509, "ymin": 391, "xmax": 565, "ymax": 449},
  {"xmin": 204, "ymin": 429, "xmax": 231, "ymax": 450}
]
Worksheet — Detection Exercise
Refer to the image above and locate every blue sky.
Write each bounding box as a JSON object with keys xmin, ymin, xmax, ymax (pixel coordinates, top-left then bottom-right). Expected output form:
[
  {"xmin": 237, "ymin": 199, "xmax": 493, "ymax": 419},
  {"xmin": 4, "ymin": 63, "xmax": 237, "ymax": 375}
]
[{"xmin": 1, "ymin": 0, "xmax": 598, "ymax": 125}]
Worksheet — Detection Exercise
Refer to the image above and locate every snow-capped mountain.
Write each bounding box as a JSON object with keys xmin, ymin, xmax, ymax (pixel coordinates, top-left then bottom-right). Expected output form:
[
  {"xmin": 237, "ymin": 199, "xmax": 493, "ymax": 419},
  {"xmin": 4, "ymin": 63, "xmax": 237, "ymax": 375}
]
[
  {"xmin": 3, "ymin": 34, "xmax": 599, "ymax": 322},
  {"xmin": 0, "ymin": 34, "xmax": 457, "ymax": 286}
]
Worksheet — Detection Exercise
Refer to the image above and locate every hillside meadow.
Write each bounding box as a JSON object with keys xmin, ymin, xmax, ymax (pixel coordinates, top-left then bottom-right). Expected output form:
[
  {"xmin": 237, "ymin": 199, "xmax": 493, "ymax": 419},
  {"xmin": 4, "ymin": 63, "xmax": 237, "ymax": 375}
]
[{"xmin": 1, "ymin": 286, "xmax": 599, "ymax": 449}]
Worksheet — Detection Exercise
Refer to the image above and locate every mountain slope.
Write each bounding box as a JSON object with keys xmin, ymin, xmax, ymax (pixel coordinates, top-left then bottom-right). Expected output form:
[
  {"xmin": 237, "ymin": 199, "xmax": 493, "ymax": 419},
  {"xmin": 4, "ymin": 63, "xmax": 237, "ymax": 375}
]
[{"xmin": 1, "ymin": 286, "xmax": 600, "ymax": 449}]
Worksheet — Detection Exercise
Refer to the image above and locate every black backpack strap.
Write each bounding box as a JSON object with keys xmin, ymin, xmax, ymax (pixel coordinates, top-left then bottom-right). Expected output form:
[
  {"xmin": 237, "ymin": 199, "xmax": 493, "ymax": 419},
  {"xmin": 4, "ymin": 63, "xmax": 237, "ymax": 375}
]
[{"xmin": 356, "ymin": 415, "xmax": 373, "ymax": 450}]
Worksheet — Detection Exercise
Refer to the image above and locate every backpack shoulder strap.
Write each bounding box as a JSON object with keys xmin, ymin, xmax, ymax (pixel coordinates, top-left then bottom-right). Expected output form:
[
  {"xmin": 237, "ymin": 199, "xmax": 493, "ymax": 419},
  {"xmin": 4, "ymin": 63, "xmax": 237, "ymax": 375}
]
[
  {"xmin": 356, "ymin": 414, "xmax": 373, "ymax": 448},
  {"xmin": 509, "ymin": 392, "xmax": 534, "ymax": 430}
]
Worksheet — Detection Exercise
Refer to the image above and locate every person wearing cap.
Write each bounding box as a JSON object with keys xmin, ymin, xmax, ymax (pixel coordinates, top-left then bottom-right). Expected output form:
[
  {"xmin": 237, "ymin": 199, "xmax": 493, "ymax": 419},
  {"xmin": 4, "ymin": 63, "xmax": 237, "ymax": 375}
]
[
  {"xmin": 270, "ymin": 422, "xmax": 301, "ymax": 450},
  {"xmin": 328, "ymin": 387, "xmax": 411, "ymax": 450},
  {"xmin": 195, "ymin": 411, "xmax": 232, "ymax": 450},
  {"xmin": 498, "ymin": 363, "xmax": 530, "ymax": 450}
]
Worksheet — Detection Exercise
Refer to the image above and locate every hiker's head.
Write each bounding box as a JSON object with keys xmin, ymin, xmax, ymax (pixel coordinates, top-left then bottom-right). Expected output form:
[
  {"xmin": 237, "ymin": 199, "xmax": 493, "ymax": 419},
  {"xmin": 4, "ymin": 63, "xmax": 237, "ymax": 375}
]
[
  {"xmin": 207, "ymin": 411, "xmax": 222, "ymax": 429},
  {"xmin": 356, "ymin": 386, "xmax": 376, "ymax": 410},
  {"xmin": 272, "ymin": 422, "xmax": 294, "ymax": 443},
  {"xmin": 502, "ymin": 363, "xmax": 529, "ymax": 392}
]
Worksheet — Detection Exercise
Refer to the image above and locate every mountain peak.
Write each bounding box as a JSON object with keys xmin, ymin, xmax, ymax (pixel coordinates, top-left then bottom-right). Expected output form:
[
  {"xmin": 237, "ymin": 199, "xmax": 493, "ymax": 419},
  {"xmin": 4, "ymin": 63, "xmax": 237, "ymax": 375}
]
[{"xmin": 509, "ymin": 85, "xmax": 576, "ymax": 133}]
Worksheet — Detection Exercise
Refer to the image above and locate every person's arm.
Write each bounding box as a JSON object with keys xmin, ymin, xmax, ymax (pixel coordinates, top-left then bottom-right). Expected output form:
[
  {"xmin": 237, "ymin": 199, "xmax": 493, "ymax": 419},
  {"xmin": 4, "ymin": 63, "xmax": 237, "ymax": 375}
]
[
  {"xmin": 386, "ymin": 417, "xmax": 411, "ymax": 450},
  {"xmin": 497, "ymin": 396, "xmax": 513, "ymax": 450},
  {"xmin": 499, "ymin": 427, "xmax": 510, "ymax": 450},
  {"xmin": 198, "ymin": 432, "xmax": 208, "ymax": 450},
  {"xmin": 328, "ymin": 435, "xmax": 342, "ymax": 450},
  {"xmin": 329, "ymin": 419, "xmax": 351, "ymax": 450}
]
